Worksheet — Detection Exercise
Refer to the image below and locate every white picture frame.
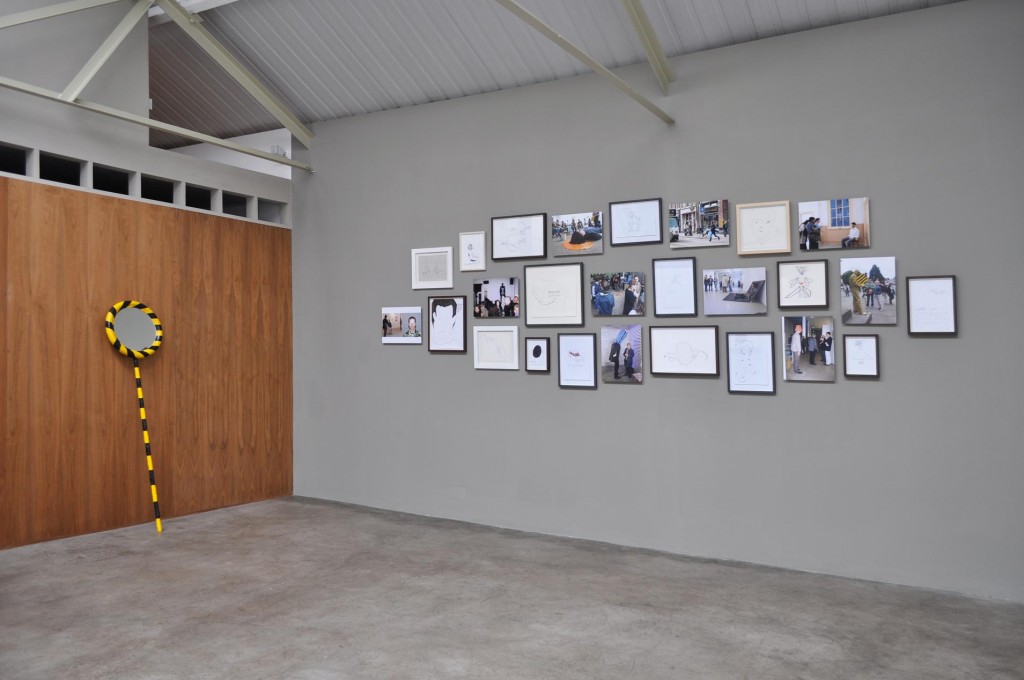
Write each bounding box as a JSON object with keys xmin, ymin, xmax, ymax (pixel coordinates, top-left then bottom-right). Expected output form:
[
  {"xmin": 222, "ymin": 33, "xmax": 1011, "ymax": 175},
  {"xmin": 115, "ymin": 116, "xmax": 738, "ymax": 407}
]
[
  {"xmin": 411, "ymin": 247, "xmax": 453, "ymax": 289},
  {"xmin": 473, "ymin": 325, "xmax": 519, "ymax": 370},
  {"xmin": 491, "ymin": 213, "xmax": 547, "ymax": 260},
  {"xmin": 735, "ymin": 200, "xmax": 791, "ymax": 256},
  {"xmin": 649, "ymin": 326, "xmax": 719, "ymax": 376},
  {"xmin": 459, "ymin": 231, "xmax": 486, "ymax": 272},
  {"xmin": 524, "ymin": 262, "xmax": 585, "ymax": 327}
]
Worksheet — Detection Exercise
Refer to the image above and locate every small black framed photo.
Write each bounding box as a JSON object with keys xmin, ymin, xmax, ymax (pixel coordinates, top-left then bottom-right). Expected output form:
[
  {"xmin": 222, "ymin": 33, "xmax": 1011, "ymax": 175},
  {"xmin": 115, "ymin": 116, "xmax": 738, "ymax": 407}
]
[
  {"xmin": 906, "ymin": 275, "xmax": 957, "ymax": 337},
  {"xmin": 609, "ymin": 198, "xmax": 663, "ymax": 246},
  {"xmin": 525, "ymin": 337, "xmax": 551, "ymax": 373}
]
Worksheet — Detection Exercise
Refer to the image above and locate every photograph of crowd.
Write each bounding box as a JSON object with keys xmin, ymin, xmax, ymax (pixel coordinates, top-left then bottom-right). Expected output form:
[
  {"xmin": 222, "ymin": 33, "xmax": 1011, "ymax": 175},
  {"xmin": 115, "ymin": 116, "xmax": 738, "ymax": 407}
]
[
  {"xmin": 702, "ymin": 267, "xmax": 767, "ymax": 316},
  {"xmin": 797, "ymin": 197, "xmax": 870, "ymax": 250},
  {"xmin": 551, "ymin": 211, "xmax": 603, "ymax": 257},
  {"xmin": 781, "ymin": 316, "xmax": 836, "ymax": 382},
  {"xmin": 600, "ymin": 324, "xmax": 643, "ymax": 384},
  {"xmin": 668, "ymin": 200, "xmax": 729, "ymax": 249},
  {"xmin": 473, "ymin": 277, "xmax": 520, "ymax": 318},
  {"xmin": 590, "ymin": 272, "xmax": 646, "ymax": 316},
  {"xmin": 840, "ymin": 256, "xmax": 896, "ymax": 325}
]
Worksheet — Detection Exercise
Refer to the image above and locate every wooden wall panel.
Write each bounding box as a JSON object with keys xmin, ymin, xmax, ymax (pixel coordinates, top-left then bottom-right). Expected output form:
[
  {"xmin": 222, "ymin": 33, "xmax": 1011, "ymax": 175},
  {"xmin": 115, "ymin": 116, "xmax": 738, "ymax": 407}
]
[{"xmin": 0, "ymin": 178, "xmax": 292, "ymax": 548}]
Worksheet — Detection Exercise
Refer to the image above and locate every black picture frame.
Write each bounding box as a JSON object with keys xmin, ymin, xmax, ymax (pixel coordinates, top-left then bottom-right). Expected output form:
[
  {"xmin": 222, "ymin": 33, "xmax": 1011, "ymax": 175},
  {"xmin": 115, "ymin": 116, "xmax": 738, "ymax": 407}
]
[
  {"xmin": 525, "ymin": 337, "xmax": 551, "ymax": 373},
  {"xmin": 652, "ymin": 257, "xmax": 697, "ymax": 317},
  {"xmin": 557, "ymin": 333, "xmax": 597, "ymax": 389},
  {"xmin": 491, "ymin": 212, "xmax": 548, "ymax": 261},
  {"xmin": 906, "ymin": 275, "xmax": 958, "ymax": 337},
  {"xmin": 725, "ymin": 331, "xmax": 776, "ymax": 395},
  {"xmin": 648, "ymin": 325, "xmax": 720, "ymax": 376},
  {"xmin": 426, "ymin": 295, "xmax": 467, "ymax": 353},
  {"xmin": 609, "ymin": 197, "xmax": 663, "ymax": 246},
  {"xmin": 843, "ymin": 334, "xmax": 880, "ymax": 378},
  {"xmin": 777, "ymin": 259, "xmax": 830, "ymax": 310}
]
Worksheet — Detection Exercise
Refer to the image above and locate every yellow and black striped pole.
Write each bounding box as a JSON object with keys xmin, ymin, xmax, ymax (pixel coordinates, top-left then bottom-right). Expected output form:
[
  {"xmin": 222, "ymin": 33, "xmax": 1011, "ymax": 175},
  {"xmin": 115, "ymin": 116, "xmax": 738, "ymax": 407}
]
[{"xmin": 134, "ymin": 357, "xmax": 162, "ymax": 532}]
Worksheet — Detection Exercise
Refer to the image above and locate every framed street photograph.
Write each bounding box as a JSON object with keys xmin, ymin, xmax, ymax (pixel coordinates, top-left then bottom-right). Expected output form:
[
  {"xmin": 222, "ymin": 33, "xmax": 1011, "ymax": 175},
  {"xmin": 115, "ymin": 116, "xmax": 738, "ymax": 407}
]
[
  {"xmin": 427, "ymin": 296, "xmax": 467, "ymax": 353},
  {"xmin": 525, "ymin": 337, "xmax": 550, "ymax": 373},
  {"xmin": 491, "ymin": 213, "xmax": 547, "ymax": 260},
  {"xmin": 590, "ymin": 271, "xmax": 646, "ymax": 317},
  {"xmin": 411, "ymin": 247, "xmax": 453, "ymax": 289},
  {"xmin": 735, "ymin": 200, "xmax": 790, "ymax": 256},
  {"xmin": 781, "ymin": 316, "xmax": 836, "ymax": 383},
  {"xmin": 726, "ymin": 332, "xmax": 776, "ymax": 395},
  {"xmin": 459, "ymin": 231, "xmax": 486, "ymax": 271},
  {"xmin": 777, "ymin": 259, "xmax": 829, "ymax": 309},
  {"xmin": 652, "ymin": 257, "xmax": 697, "ymax": 317},
  {"xmin": 551, "ymin": 210, "xmax": 604, "ymax": 257},
  {"xmin": 844, "ymin": 334, "xmax": 880, "ymax": 378},
  {"xmin": 702, "ymin": 267, "xmax": 767, "ymax": 316},
  {"xmin": 524, "ymin": 262, "xmax": 584, "ymax": 327},
  {"xmin": 668, "ymin": 200, "xmax": 729, "ymax": 249},
  {"xmin": 473, "ymin": 326, "xmax": 519, "ymax": 370},
  {"xmin": 558, "ymin": 333, "xmax": 597, "ymax": 389},
  {"xmin": 381, "ymin": 306, "xmax": 422, "ymax": 345},
  {"xmin": 649, "ymin": 326, "xmax": 719, "ymax": 376},
  {"xmin": 609, "ymin": 198, "xmax": 662, "ymax": 246},
  {"xmin": 600, "ymin": 324, "xmax": 643, "ymax": 384},
  {"xmin": 907, "ymin": 275, "xmax": 957, "ymax": 336},
  {"xmin": 840, "ymin": 256, "xmax": 897, "ymax": 326},
  {"xmin": 797, "ymin": 197, "xmax": 870, "ymax": 250}
]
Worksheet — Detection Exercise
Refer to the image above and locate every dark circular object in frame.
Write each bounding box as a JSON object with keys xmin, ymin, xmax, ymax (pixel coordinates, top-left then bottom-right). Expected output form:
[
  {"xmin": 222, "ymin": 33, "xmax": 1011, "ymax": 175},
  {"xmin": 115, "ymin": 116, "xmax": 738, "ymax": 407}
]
[{"xmin": 532, "ymin": 344, "xmax": 543, "ymax": 358}]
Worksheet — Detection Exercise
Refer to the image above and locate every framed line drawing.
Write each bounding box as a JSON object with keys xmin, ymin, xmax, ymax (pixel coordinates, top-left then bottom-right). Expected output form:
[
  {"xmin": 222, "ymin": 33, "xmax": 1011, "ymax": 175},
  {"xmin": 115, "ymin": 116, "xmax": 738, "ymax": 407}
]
[
  {"xmin": 524, "ymin": 262, "xmax": 584, "ymax": 327},
  {"xmin": 473, "ymin": 325, "xmax": 519, "ymax": 370},
  {"xmin": 652, "ymin": 257, "xmax": 697, "ymax": 317},
  {"xmin": 427, "ymin": 296, "xmax": 467, "ymax": 353},
  {"xmin": 609, "ymin": 198, "xmax": 663, "ymax": 246},
  {"xmin": 844, "ymin": 334, "xmax": 880, "ymax": 378},
  {"xmin": 735, "ymin": 200, "xmax": 791, "ymax": 256},
  {"xmin": 907, "ymin": 275, "xmax": 957, "ymax": 336},
  {"xmin": 777, "ymin": 259, "xmax": 829, "ymax": 309},
  {"xmin": 649, "ymin": 325, "xmax": 719, "ymax": 376},
  {"xmin": 525, "ymin": 337, "xmax": 550, "ymax": 373},
  {"xmin": 459, "ymin": 231, "xmax": 486, "ymax": 272},
  {"xmin": 411, "ymin": 247, "xmax": 453, "ymax": 289},
  {"xmin": 558, "ymin": 333, "xmax": 597, "ymax": 389},
  {"xmin": 491, "ymin": 213, "xmax": 547, "ymax": 260},
  {"xmin": 726, "ymin": 332, "xmax": 776, "ymax": 395}
]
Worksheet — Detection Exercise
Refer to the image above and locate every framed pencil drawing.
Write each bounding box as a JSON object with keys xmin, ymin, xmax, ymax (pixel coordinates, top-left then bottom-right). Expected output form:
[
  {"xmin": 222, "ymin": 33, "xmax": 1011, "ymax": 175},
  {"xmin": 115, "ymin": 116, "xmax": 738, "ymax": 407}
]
[
  {"xmin": 777, "ymin": 259, "xmax": 829, "ymax": 309},
  {"xmin": 525, "ymin": 337, "xmax": 551, "ymax": 373},
  {"xmin": 735, "ymin": 200, "xmax": 790, "ymax": 256},
  {"xmin": 558, "ymin": 333, "xmax": 597, "ymax": 389},
  {"xmin": 427, "ymin": 296, "xmax": 467, "ymax": 353},
  {"xmin": 473, "ymin": 326, "xmax": 519, "ymax": 370},
  {"xmin": 652, "ymin": 257, "xmax": 697, "ymax": 317},
  {"xmin": 609, "ymin": 198, "xmax": 662, "ymax": 246},
  {"xmin": 524, "ymin": 262, "xmax": 585, "ymax": 327},
  {"xmin": 649, "ymin": 325, "xmax": 719, "ymax": 376},
  {"xmin": 411, "ymin": 247, "xmax": 453, "ymax": 289},
  {"xmin": 491, "ymin": 213, "xmax": 547, "ymax": 260},
  {"xmin": 726, "ymin": 332, "xmax": 776, "ymax": 394},
  {"xmin": 459, "ymin": 231, "xmax": 486, "ymax": 272},
  {"xmin": 907, "ymin": 275, "xmax": 957, "ymax": 336},
  {"xmin": 844, "ymin": 334, "xmax": 880, "ymax": 378}
]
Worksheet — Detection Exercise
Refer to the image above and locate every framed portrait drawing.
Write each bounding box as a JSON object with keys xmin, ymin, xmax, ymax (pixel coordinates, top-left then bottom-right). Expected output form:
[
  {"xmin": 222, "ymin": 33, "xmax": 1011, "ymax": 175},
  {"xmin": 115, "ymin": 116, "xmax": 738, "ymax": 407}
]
[
  {"xmin": 524, "ymin": 262, "xmax": 584, "ymax": 327},
  {"xmin": 777, "ymin": 259, "xmax": 829, "ymax": 309},
  {"xmin": 459, "ymin": 231, "xmax": 486, "ymax": 272},
  {"xmin": 473, "ymin": 326, "xmax": 519, "ymax": 370},
  {"xmin": 411, "ymin": 247, "xmax": 453, "ymax": 289},
  {"xmin": 652, "ymin": 257, "xmax": 697, "ymax": 317},
  {"xmin": 726, "ymin": 332, "xmax": 776, "ymax": 395},
  {"xmin": 491, "ymin": 213, "xmax": 547, "ymax": 260},
  {"xmin": 558, "ymin": 333, "xmax": 597, "ymax": 389},
  {"xmin": 907, "ymin": 275, "xmax": 957, "ymax": 336},
  {"xmin": 735, "ymin": 200, "xmax": 791, "ymax": 256},
  {"xmin": 427, "ymin": 296, "xmax": 467, "ymax": 353},
  {"xmin": 381, "ymin": 306, "xmax": 422, "ymax": 345},
  {"xmin": 843, "ymin": 334, "xmax": 879, "ymax": 378},
  {"xmin": 525, "ymin": 337, "xmax": 550, "ymax": 373},
  {"xmin": 649, "ymin": 326, "xmax": 719, "ymax": 376},
  {"xmin": 552, "ymin": 210, "xmax": 604, "ymax": 257},
  {"xmin": 609, "ymin": 198, "xmax": 663, "ymax": 246}
]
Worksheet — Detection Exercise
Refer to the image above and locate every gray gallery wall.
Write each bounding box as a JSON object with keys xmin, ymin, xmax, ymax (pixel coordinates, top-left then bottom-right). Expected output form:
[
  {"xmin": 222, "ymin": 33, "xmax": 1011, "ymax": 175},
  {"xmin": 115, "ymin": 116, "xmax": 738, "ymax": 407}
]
[{"xmin": 292, "ymin": 0, "xmax": 1024, "ymax": 602}]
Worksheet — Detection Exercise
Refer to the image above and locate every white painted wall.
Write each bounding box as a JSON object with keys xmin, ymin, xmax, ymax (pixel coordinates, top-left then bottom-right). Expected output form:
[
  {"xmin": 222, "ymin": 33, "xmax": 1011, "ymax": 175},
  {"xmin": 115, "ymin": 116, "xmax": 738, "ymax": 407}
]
[{"xmin": 172, "ymin": 129, "xmax": 292, "ymax": 179}]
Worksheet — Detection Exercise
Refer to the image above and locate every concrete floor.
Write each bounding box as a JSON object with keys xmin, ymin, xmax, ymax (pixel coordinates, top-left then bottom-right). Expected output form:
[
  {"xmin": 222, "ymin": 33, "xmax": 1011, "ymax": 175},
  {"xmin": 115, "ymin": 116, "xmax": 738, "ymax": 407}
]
[{"xmin": 2, "ymin": 498, "xmax": 1022, "ymax": 680}]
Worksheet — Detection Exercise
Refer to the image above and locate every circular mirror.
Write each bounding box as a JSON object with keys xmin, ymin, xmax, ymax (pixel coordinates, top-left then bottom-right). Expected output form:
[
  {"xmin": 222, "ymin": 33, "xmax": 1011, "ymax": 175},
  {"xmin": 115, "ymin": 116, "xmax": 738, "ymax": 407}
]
[{"xmin": 105, "ymin": 300, "xmax": 163, "ymax": 358}]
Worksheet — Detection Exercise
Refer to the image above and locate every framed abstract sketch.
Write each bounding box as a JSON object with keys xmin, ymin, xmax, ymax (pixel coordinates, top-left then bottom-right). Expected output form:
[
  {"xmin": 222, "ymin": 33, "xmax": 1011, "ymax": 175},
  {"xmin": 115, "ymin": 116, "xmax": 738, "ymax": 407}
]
[
  {"xmin": 777, "ymin": 259, "xmax": 829, "ymax": 309},
  {"xmin": 411, "ymin": 247, "xmax": 453, "ymax": 289},
  {"xmin": 735, "ymin": 200, "xmax": 790, "ymax": 256},
  {"xmin": 558, "ymin": 333, "xmax": 597, "ymax": 389},
  {"xmin": 649, "ymin": 326, "xmax": 719, "ymax": 376},
  {"xmin": 609, "ymin": 198, "xmax": 662, "ymax": 246},
  {"xmin": 473, "ymin": 326, "xmax": 519, "ymax": 370},
  {"xmin": 844, "ymin": 334, "xmax": 880, "ymax": 378},
  {"xmin": 427, "ymin": 296, "xmax": 467, "ymax": 353},
  {"xmin": 525, "ymin": 337, "xmax": 551, "ymax": 373},
  {"xmin": 652, "ymin": 257, "xmax": 697, "ymax": 317},
  {"xmin": 524, "ymin": 262, "xmax": 584, "ymax": 327},
  {"xmin": 491, "ymin": 213, "xmax": 547, "ymax": 260},
  {"xmin": 726, "ymin": 332, "xmax": 776, "ymax": 395},
  {"xmin": 459, "ymin": 231, "xmax": 486, "ymax": 272},
  {"xmin": 907, "ymin": 275, "xmax": 957, "ymax": 336}
]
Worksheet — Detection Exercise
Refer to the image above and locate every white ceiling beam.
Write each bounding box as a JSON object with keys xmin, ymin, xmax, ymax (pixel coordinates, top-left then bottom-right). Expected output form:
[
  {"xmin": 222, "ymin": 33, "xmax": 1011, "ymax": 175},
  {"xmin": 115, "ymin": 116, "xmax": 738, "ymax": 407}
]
[
  {"xmin": 61, "ymin": 0, "xmax": 154, "ymax": 102},
  {"xmin": 0, "ymin": 74, "xmax": 313, "ymax": 172},
  {"xmin": 0, "ymin": 0, "xmax": 124, "ymax": 30},
  {"xmin": 493, "ymin": 0, "xmax": 674, "ymax": 125},
  {"xmin": 148, "ymin": 0, "xmax": 245, "ymax": 27},
  {"xmin": 152, "ymin": 0, "xmax": 314, "ymax": 148},
  {"xmin": 621, "ymin": 0, "xmax": 676, "ymax": 95}
]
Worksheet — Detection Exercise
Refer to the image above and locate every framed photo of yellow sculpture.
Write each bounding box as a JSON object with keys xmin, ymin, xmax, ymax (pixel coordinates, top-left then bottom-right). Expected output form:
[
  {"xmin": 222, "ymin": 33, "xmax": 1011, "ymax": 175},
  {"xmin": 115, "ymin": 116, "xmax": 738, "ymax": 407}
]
[{"xmin": 840, "ymin": 256, "xmax": 896, "ymax": 326}]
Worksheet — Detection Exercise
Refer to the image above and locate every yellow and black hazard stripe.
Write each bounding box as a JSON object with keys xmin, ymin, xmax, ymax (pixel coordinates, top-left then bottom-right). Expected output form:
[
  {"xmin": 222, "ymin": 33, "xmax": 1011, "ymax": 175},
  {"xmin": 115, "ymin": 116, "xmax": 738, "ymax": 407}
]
[
  {"xmin": 134, "ymin": 358, "xmax": 162, "ymax": 533},
  {"xmin": 104, "ymin": 300, "xmax": 163, "ymax": 359}
]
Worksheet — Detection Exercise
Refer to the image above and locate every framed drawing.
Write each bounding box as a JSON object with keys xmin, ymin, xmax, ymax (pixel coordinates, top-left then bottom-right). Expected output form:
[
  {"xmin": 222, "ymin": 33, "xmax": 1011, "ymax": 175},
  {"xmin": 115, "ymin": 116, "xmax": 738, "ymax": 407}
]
[
  {"xmin": 668, "ymin": 200, "xmax": 729, "ymax": 249},
  {"xmin": 777, "ymin": 259, "xmax": 829, "ymax": 309},
  {"xmin": 558, "ymin": 333, "xmax": 597, "ymax": 389},
  {"xmin": 381, "ymin": 306, "xmax": 422, "ymax": 345},
  {"xmin": 726, "ymin": 332, "xmax": 776, "ymax": 395},
  {"xmin": 600, "ymin": 324, "xmax": 642, "ymax": 384},
  {"xmin": 907, "ymin": 275, "xmax": 957, "ymax": 336},
  {"xmin": 781, "ymin": 316, "xmax": 836, "ymax": 383},
  {"xmin": 459, "ymin": 231, "xmax": 486, "ymax": 271},
  {"xmin": 473, "ymin": 276, "xmax": 519, "ymax": 318},
  {"xmin": 491, "ymin": 213, "xmax": 547, "ymax": 260},
  {"xmin": 473, "ymin": 326, "xmax": 519, "ymax": 370},
  {"xmin": 427, "ymin": 296, "xmax": 467, "ymax": 353},
  {"xmin": 840, "ymin": 256, "xmax": 897, "ymax": 326},
  {"xmin": 649, "ymin": 326, "xmax": 719, "ymax": 376},
  {"xmin": 735, "ymin": 200, "xmax": 790, "ymax": 256},
  {"xmin": 609, "ymin": 198, "xmax": 662, "ymax": 246},
  {"xmin": 844, "ymin": 334, "xmax": 880, "ymax": 378},
  {"xmin": 411, "ymin": 247, "xmax": 453, "ymax": 289},
  {"xmin": 525, "ymin": 337, "xmax": 550, "ymax": 373},
  {"xmin": 524, "ymin": 262, "xmax": 584, "ymax": 327},
  {"xmin": 552, "ymin": 210, "xmax": 604, "ymax": 257},
  {"xmin": 590, "ymin": 271, "xmax": 646, "ymax": 317},
  {"xmin": 652, "ymin": 257, "xmax": 697, "ymax": 317},
  {"xmin": 702, "ymin": 267, "xmax": 768, "ymax": 316},
  {"xmin": 797, "ymin": 197, "xmax": 870, "ymax": 250}
]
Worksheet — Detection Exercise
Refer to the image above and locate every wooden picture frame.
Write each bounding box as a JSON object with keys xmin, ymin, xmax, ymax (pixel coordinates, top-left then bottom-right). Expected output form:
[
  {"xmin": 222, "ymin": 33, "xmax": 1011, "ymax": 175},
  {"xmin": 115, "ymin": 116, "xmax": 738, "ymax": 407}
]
[{"xmin": 735, "ymin": 200, "xmax": 791, "ymax": 256}]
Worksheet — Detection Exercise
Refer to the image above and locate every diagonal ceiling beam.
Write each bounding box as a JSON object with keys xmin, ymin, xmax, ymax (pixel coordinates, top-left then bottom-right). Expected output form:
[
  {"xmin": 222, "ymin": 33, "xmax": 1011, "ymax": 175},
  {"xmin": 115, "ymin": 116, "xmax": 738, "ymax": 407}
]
[
  {"xmin": 152, "ymin": 0, "xmax": 314, "ymax": 147},
  {"xmin": 621, "ymin": 0, "xmax": 675, "ymax": 95},
  {"xmin": 492, "ymin": 0, "xmax": 674, "ymax": 125},
  {"xmin": 0, "ymin": 0, "xmax": 124, "ymax": 30},
  {"xmin": 61, "ymin": 0, "xmax": 155, "ymax": 102}
]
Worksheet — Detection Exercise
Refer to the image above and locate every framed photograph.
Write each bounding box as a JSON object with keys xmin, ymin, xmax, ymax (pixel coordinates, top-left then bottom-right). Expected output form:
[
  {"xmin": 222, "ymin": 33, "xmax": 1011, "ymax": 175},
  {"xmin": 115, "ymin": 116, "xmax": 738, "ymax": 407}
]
[
  {"xmin": 491, "ymin": 213, "xmax": 547, "ymax": 260},
  {"xmin": 427, "ymin": 296, "xmax": 467, "ymax": 353},
  {"xmin": 649, "ymin": 326, "xmax": 719, "ymax": 376},
  {"xmin": 840, "ymin": 256, "xmax": 896, "ymax": 326},
  {"xmin": 726, "ymin": 332, "xmax": 776, "ymax": 395},
  {"xmin": 735, "ymin": 200, "xmax": 791, "ymax": 256},
  {"xmin": 558, "ymin": 333, "xmax": 597, "ymax": 389},
  {"xmin": 411, "ymin": 247, "xmax": 453, "ymax": 289},
  {"xmin": 781, "ymin": 316, "xmax": 836, "ymax": 382},
  {"xmin": 473, "ymin": 326, "xmax": 519, "ymax": 370},
  {"xmin": 381, "ymin": 306, "xmax": 422, "ymax": 345},
  {"xmin": 797, "ymin": 197, "xmax": 870, "ymax": 250},
  {"xmin": 524, "ymin": 262, "xmax": 585, "ymax": 327},
  {"xmin": 777, "ymin": 259, "xmax": 829, "ymax": 309},
  {"xmin": 459, "ymin": 231, "xmax": 486, "ymax": 271},
  {"xmin": 600, "ymin": 324, "xmax": 642, "ymax": 384},
  {"xmin": 668, "ymin": 200, "xmax": 730, "ymax": 249},
  {"xmin": 702, "ymin": 267, "xmax": 767, "ymax": 316},
  {"xmin": 609, "ymin": 198, "xmax": 662, "ymax": 246},
  {"xmin": 473, "ymin": 276, "xmax": 520, "ymax": 318},
  {"xmin": 590, "ymin": 271, "xmax": 646, "ymax": 317},
  {"xmin": 652, "ymin": 257, "xmax": 697, "ymax": 317},
  {"xmin": 525, "ymin": 337, "xmax": 550, "ymax": 373},
  {"xmin": 844, "ymin": 334, "xmax": 880, "ymax": 378},
  {"xmin": 907, "ymin": 275, "xmax": 957, "ymax": 336},
  {"xmin": 552, "ymin": 210, "xmax": 604, "ymax": 257}
]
